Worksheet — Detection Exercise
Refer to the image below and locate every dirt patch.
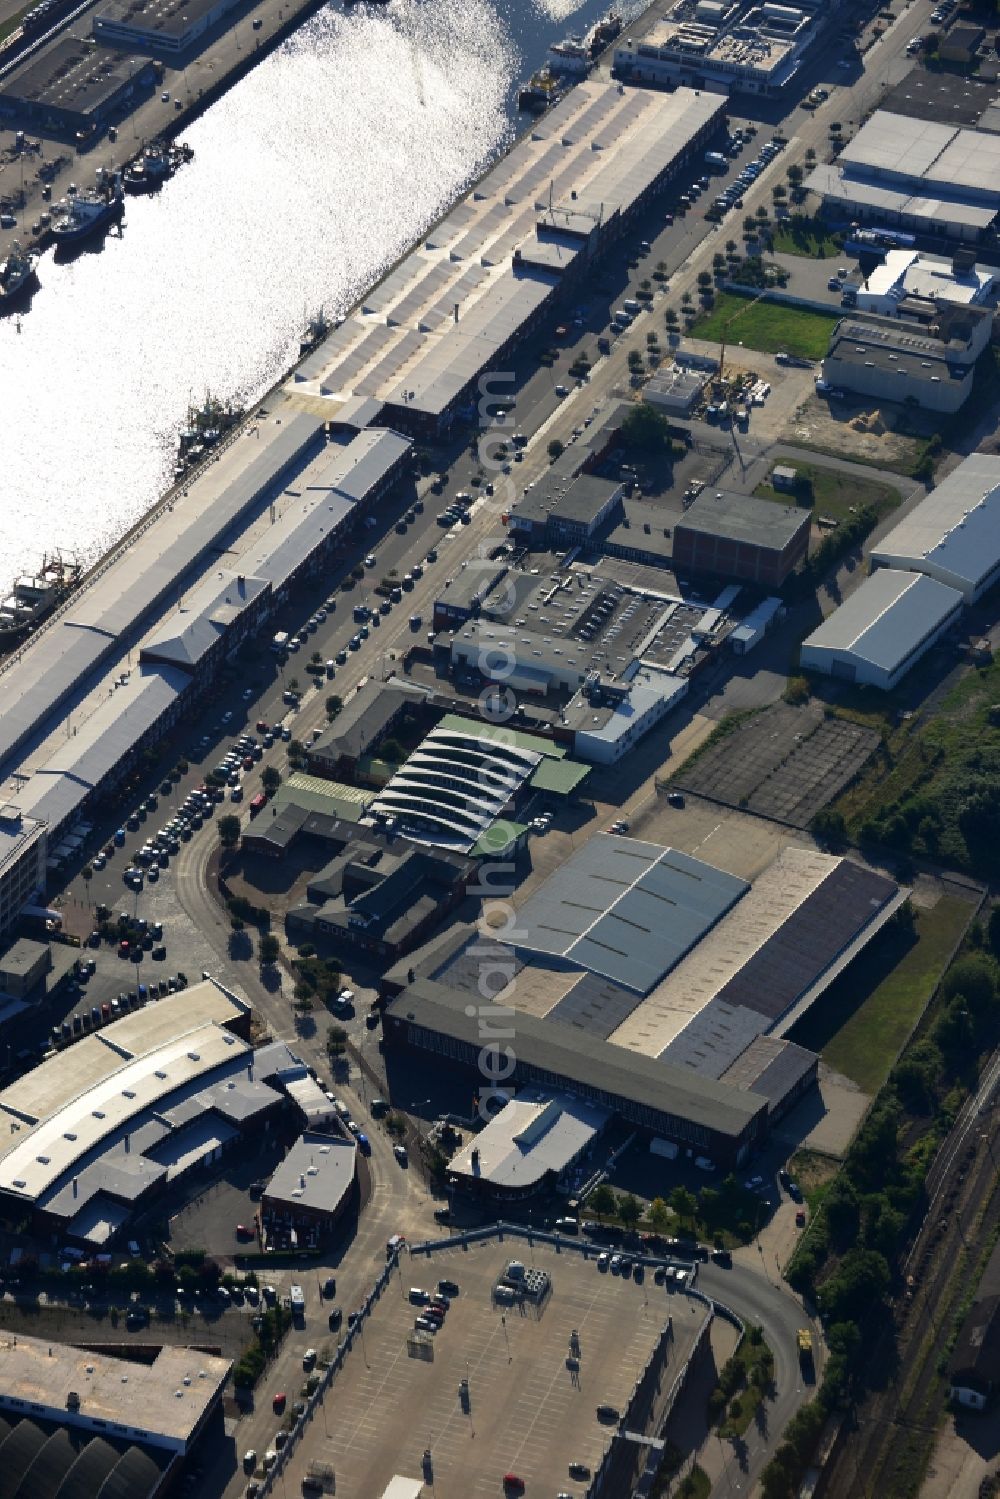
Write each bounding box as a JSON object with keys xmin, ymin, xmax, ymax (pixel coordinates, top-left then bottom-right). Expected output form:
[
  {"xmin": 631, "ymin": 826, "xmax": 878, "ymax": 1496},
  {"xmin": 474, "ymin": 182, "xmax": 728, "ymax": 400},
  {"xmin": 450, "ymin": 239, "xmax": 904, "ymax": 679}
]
[{"xmin": 783, "ymin": 395, "xmax": 926, "ymax": 474}]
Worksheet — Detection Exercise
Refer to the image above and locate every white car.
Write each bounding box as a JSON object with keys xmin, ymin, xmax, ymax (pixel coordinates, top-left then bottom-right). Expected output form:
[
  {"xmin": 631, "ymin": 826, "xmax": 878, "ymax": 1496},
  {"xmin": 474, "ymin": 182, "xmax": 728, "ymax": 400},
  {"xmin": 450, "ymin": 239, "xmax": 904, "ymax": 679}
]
[
  {"xmin": 394, "ymin": 1144, "xmax": 409, "ymax": 1165},
  {"xmin": 289, "ymin": 1284, "xmax": 305, "ymax": 1311},
  {"xmin": 302, "ymin": 1347, "xmax": 317, "ymax": 1368},
  {"xmin": 555, "ymin": 384, "xmax": 568, "ymax": 397}
]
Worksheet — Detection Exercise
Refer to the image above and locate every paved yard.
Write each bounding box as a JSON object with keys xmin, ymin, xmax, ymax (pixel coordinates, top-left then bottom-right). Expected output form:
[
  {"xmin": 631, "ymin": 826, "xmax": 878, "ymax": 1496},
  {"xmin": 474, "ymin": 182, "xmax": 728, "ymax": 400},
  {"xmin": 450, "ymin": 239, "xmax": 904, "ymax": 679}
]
[
  {"xmin": 280, "ymin": 1239, "xmax": 702, "ymax": 1499},
  {"xmin": 672, "ymin": 702, "xmax": 880, "ymax": 828}
]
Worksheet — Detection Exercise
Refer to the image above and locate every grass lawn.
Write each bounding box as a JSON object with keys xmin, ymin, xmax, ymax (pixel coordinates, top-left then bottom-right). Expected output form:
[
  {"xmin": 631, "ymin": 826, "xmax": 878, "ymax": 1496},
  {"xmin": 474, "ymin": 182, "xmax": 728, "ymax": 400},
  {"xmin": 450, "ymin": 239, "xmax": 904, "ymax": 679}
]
[
  {"xmin": 754, "ymin": 462, "xmax": 900, "ymax": 526},
  {"xmin": 772, "ymin": 216, "xmax": 842, "ymax": 259},
  {"xmin": 832, "ymin": 647, "xmax": 1000, "ymax": 874},
  {"xmin": 693, "ymin": 293, "xmax": 838, "ymax": 360},
  {"xmin": 810, "ymin": 897, "xmax": 972, "ymax": 1093},
  {"xmin": 0, "ymin": 3, "xmax": 30, "ymax": 44},
  {"xmin": 787, "ymin": 1149, "xmax": 840, "ymax": 1215}
]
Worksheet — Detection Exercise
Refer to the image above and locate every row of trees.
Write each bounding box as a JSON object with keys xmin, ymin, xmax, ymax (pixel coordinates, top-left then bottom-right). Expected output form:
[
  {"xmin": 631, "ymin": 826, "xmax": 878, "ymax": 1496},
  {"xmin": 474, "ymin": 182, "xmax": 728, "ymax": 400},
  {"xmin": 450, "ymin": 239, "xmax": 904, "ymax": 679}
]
[{"xmin": 761, "ymin": 945, "xmax": 1000, "ymax": 1495}]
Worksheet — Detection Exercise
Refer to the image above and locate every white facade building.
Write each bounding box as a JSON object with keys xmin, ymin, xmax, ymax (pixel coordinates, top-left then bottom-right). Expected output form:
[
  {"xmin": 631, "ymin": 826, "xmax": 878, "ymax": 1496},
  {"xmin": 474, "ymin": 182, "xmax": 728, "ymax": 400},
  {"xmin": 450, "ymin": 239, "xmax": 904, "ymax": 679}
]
[
  {"xmin": 800, "ymin": 569, "xmax": 963, "ymax": 690},
  {"xmin": 870, "ymin": 452, "xmax": 1000, "ymax": 603}
]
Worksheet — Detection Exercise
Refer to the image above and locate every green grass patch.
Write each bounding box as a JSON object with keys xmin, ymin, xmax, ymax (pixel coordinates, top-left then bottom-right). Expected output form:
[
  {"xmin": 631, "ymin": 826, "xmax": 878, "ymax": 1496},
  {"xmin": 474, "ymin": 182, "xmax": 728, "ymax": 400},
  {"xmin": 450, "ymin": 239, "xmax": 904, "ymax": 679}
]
[
  {"xmin": 796, "ymin": 898, "xmax": 972, "ymax": 1093},
  {"xmin": 0, "ymin": 3, "xmax": 32, "ymax": 45},
  {"xmin": 754, "ymin": 462, "xmax": 900, "ymax": 527},
  {"xmin": 772, "ymin": 215, "xmax": 843, "ymax": 259},
  {"xmin": 692, "ymin": 292, "xmax": 838, "ymax": 360},
  {"xmin": 675, "ymin": 1467, "xmax": 711, "ymax": 1499},
  {"xmin": 787, "ymin": 1149, "xmax": 840, "ymax": 1214},
  {"xmin": 832, "ymin": 643, "xmax": 1000, "ymax": 876}
]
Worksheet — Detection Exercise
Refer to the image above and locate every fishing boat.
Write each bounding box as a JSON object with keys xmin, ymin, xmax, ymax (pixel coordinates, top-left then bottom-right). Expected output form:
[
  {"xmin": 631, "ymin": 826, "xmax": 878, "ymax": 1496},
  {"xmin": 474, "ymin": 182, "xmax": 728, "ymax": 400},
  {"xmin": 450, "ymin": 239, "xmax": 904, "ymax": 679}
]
[
  {"xmin": 0, "ymin": 241, "xmax": 37, "ymax": 304},
  {"xmin": 518, "ymin": 65, "xmax": 563, "ymax": 112},
  {"xmin": 300, "ymin": 307, "xmax": 331, "ymax": 355},
  {"xmin": 50, "ymin": 172, "xmax": 124, "ymax": 245},
  {"xmin": 175, "ymin": 392, "xmax": 244, "ymax": 468},
  {"xmin": 0, "ymin": 553, "xmax": 81, "ymax": 644}
]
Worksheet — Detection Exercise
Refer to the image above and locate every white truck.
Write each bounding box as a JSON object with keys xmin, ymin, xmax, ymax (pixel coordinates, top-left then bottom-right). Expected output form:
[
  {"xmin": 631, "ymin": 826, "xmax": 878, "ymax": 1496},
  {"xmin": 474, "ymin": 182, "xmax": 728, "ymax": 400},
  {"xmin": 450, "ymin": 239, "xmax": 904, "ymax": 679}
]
[
  {"xmin": 271, "ymin": 630, "xmax": 290, "ymax": 654},
  {"xmin": 289, "ymin": 1283, "xmax": 305, "ymax": 1312}
]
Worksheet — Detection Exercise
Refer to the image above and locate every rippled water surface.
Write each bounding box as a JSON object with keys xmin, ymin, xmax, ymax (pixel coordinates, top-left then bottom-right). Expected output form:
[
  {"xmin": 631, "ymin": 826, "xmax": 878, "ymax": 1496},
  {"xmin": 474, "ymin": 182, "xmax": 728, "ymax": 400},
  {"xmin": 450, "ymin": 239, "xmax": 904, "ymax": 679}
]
[{"xmin": 0, "ymin": 0, "xmax": 624, "ymax": 595}]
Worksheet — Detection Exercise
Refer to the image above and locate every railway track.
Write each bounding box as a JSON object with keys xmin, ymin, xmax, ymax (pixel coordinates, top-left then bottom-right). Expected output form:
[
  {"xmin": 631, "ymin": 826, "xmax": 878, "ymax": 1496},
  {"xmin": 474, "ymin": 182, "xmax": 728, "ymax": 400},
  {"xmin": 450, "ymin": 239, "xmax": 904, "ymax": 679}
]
[{"xmin": 824, "ymin": 1069, "xmax": 1000, "ymax": 1499}]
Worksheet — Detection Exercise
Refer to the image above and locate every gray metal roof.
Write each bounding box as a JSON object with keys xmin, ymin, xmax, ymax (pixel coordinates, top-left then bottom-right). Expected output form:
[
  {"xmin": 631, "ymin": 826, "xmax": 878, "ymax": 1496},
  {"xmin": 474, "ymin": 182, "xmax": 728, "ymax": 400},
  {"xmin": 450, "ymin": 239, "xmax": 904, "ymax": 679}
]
[
  {"xmin": 510, "ymin": 834, "xmax": 748, "ymax": 994},
  {"xmin": 141, "ymin": 571, "xmax": 269, "ymax": 671},
  {"xmin": 677, "ymin": 489, "xmax": 809, "ymax": 550},
  {"xmin": 0, "ymin": 413, "xmax": 322, "ymax": 776},
  {"xmin": 264, "ymin": 1132, "xmax": 357, "ymax": 1215},
  {"xmin": 801, "ymin": 569, "xmax": 963, "ymax": 672},
  {"xmin": 837, "ymin": 110, "xmax": 1000, "ymax": 202},
  {"xmin": 447, "ymin": 1090, "xmax": 608, "ymax": 1189},
  {"xmin": 718, "ymin": 1034, "xmax": 816, "ymax": 1107},
  {"xmin": 390, "ymin": 977, "xmax": 767, "ymax": 1141},
  {"xmin": 870, "ymin": 451, "xmax": 1000, "ymax": 598},
  {"xmin": 310, "ymin": 680, "xmax": 430, "ymax": 765}
]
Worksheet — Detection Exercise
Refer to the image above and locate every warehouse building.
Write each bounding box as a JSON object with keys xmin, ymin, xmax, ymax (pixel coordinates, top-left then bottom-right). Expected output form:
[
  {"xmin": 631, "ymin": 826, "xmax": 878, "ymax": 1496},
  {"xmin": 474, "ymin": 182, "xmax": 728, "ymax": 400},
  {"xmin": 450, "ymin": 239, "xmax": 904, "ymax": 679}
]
[
  {"xmin": 561, "ymin": 668, "xmax": 689, "ymax": 764},
  {"xmin": 288, "ymin": 82, "xmax": 726, "ymax": 436},
  {"xmin": 508, "ymin": 474, "xmax": 623, "ymax": 545},
  {"xmin": 800, "ymin": 569, "xmax": 964, "ymax": 689},
  {"xmin": 820, "ymin": 306, "xmax": 992, "ymax": 414},
  {"xmin": 0, "ymin": 1336, "xmax": 231, "ymax": 1456},
  {"xmin": 949, "ymin": 1239, "xmax": 1000, "ymax": 1410},
  {"xmin": 447, "ymin": 1090, "xmax": 610, "ymax": 1202},
  {"xmin": 805, "ymin": 111, "xmax": 1000, "ymax": 242},
  {"xmin": 672, "ymin": 489, "xmax": 810, "ymax": 587},
  {"xmin": 140, "ymin": 570, "xmax": 271, "ymax": 675},
  {"xmin": 433, "ymin": 559, "xmax": 511, "ymax": 633},
  {"xmin": 383, "ymin": 976, "xmax": 770, "ymax": 1165},
  {"xmin": 869, "ymin": 452, "xmax": 1000, "ymax": 603},
  {"xmin": 94, "ymin": 0, "xmax": 241, "ymax": 55},
  {"xmin": 379, "ymin": 839, "xmax": 900, "ymax": 1162},
  {"xmin": 0, "ymin": 37, "xmax": 155, "ymax": 138},
  {"xmin": 504, "ymin": 835, "xmax": 749, "ymax": 995},
  {"xmin": 368, "ymin": 720, "xmax": 543, "ymax": 854},
  {"xmin": 0, "ymin": 983, "xmax": 296, "ymax": 1245},
  {"xmin": 0, "ymin": 411, "xmax": 323, "ymax": 778}
]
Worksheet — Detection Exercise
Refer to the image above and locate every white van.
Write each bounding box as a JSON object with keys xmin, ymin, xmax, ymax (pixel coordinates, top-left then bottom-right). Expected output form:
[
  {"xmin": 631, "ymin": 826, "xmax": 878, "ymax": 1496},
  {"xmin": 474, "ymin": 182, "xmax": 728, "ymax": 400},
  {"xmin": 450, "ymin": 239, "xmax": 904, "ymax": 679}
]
[
  {"xmin": 623, "ymin": 298, "xmax": 641, "ymax": 314},
  {"xmin": 289, "ymin": 1284, "xmax": 305, "ymax": 1311}
]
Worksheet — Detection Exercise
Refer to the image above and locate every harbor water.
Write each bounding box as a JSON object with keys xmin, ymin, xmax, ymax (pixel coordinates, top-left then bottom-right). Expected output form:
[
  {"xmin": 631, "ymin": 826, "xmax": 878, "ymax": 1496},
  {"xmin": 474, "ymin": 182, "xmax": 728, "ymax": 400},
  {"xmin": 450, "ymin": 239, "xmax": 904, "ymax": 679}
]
[{"xmin": 0, "ymin": 0, "xmax": 633, "ymax": 600}]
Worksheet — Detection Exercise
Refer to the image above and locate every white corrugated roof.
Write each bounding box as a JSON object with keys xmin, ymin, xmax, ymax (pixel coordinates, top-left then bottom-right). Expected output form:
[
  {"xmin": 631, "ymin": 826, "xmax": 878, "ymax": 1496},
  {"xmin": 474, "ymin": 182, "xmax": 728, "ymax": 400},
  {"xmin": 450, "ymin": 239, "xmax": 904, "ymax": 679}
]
[
  {"xmin": 870, "ymin": 452, "xmax": 1000, "ymax": 595},
  {"xmin": 801, "ymin": 569, "xmax": 962, "ymax": 670}
]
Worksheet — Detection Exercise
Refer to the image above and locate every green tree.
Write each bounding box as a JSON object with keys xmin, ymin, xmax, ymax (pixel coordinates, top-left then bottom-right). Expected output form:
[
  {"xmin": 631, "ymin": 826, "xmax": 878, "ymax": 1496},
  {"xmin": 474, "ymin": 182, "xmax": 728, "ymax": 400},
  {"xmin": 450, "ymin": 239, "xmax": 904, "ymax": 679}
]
[
  {"xmin": 218, "ymin": 813, "xmax": 241, "ymax": 849},
  {"xmin": 325, "ymin": 695, "xmax": 343, "ymax": 721},
  {"xmin": 818, "ymin": 1248, "xmax": 890, "ymax": 1322},
  {"xmin": 648, "ymin": 1196, "xmax": 671, "ymax": 1231},
  {"xmin": 261, "ymin": 765, "xmax": 281, "ymax": 794},
  {"xmin": 617, "ymin": 1192, "xmax": 641, "ymax": 1228},
  {"xmin": 620, "ymin": 402, "xmax": 671, "ymax": 453},
  {"xmin": 670, "ymin": 1186, "xmax": 698, "ymax": 1223},
  {"xmin": 287, "ymin": 676, "xmax": 300, "ymax": 695},
  {"xmin": 589, "ymin": 1184, "xmax": 617, "ymax": 1221},
  {"xmin": 988, "ymin": 906, "xmax": 1000, "ymax": 959},
  {"xmin": 259, "ymin": 933, "xmax": 280, "ymax": 965},
  {"xmin": 547, "ymin": 438, "xmax": 564, "ymax": 460},
  {"xmin": 697, "ymin": 270, "xmax": 713, "ymax": 290},
  {"xmin": 310, "ymin": 650, "xmax": 322, "ymax": 665},
  {"xmin": 664, "ymin": 306, "xmax": 679, "ymax": 329}
]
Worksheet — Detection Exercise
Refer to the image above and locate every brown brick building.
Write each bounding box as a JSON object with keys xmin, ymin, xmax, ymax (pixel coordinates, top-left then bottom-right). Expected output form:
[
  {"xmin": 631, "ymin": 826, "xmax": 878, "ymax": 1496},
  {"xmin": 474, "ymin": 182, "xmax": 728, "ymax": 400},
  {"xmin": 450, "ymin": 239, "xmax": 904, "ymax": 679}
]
[{"xmin": 672, "ymin": 489, "xmax": 810, "ymax": 588}]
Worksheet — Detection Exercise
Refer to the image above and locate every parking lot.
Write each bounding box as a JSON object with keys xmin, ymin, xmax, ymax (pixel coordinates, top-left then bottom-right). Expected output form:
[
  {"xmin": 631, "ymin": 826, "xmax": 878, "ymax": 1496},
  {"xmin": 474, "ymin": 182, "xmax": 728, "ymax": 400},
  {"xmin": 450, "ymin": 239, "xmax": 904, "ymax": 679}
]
[{"xmin": 281, "ymin": 1238, "xmax": 703, "ymax": 1499}]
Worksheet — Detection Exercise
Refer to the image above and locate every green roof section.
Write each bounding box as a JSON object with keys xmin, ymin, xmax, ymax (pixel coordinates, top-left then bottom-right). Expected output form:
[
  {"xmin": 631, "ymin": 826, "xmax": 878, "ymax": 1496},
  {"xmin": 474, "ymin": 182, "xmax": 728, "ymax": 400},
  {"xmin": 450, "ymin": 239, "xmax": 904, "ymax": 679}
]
[
  {"xmin": 530, "ymin": 758, "xmax": 591, "ymax": 796},
  {"xmin": 436, "ymin": 712, "xmax": 566, "ymax": 759},
  {"xmin": 274, "ymin": 771, "xmax": 375, "ymax": 823},
  {"xmin": 472, "ymin": 820, "xmax": 529, "ymax": 858}
]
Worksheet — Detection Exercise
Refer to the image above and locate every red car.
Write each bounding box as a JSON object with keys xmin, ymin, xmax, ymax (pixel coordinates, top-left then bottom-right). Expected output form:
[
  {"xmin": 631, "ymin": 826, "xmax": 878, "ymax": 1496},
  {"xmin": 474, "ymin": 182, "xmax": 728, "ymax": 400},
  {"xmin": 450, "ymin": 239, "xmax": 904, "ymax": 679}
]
[
  {"xmin": 235, "ymin": 1223, "xmax": 254, "ymax": 1240},
  {"xmin": 272, "ymin": 1392, "xmax": 286, "ymax": 1414},
  {"xmin": 256, "ymin": 720, "xmax": 269, "ymax": 734},
  {"xmin": 795, "ymin": 1209, "xmax": 807, "ymax": 1228}
]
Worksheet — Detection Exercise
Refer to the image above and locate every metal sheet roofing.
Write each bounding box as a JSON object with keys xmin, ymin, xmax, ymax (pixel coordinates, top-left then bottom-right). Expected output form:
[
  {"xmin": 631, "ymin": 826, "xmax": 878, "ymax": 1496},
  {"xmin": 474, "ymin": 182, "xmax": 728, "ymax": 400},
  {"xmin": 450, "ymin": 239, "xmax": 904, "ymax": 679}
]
[
  {"xmin": 801, "ymin": 569, "xmax": 964, "ymax": 672},
  {"xmin": 435, "ymin": 712, "xmax": 566, "ymax": 758},
  {"xmin": 870, "ymin": 451, "xmax": 1000, "ymax": 598},
  {"xmin": 447, "ymin": 1089, "xmax": 608, "ymax": 1189},
  {"xmin": 838, "ymin": 110, "xmax": 1000, "ymax": 200},
  {"xmin": 805, "ymin": 161, "xmax": 997, "ymax": 229},
  {"xmin": 141, "ymin": 571, "xmax": 270, "ymax": 670},
  {"xmin": 610, "ymin": 848, "xmax": 899, "ymax": 1059},
  {"xmin": 392, "ymin": 976, "xmax": 766, "ymax": 1141},
  {"xmin": 509, "ymin": 834, "xmax": 748, "ymax": 994},
  {"xmin": 0, "ymin": 414, "xmax": 322, "ymax": 776},
  {"xmin": 529, "ymin": 757, "xmax": 590, "ymax": 795}
]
